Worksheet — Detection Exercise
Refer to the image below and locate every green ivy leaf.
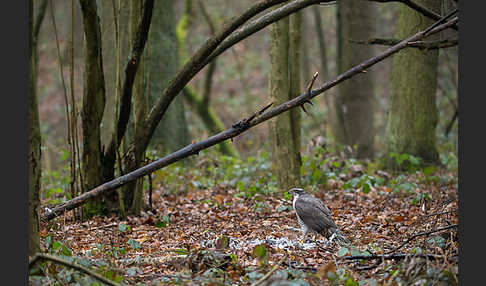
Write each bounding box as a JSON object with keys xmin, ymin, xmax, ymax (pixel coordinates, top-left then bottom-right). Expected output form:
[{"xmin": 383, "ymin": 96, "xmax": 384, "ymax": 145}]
[
  {"xmin": 118, "ymin": 223, "xmax": 130, "ymax": 233},
  {"xmin": 127, "ymin": 238, "xmax": 141, "ymax": 250},
  {"xmin": 252, "ymin": 244, "xmax": 268, "ymax": 260},
  {"xmin": 337, "ymin": 247, "xmax": 349, "ymax": 257}
]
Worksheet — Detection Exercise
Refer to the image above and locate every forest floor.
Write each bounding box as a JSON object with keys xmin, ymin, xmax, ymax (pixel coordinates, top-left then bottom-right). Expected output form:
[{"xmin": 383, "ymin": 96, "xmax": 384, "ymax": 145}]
[{"xmin": 32, "ymin": 153, "xmax": 459, "ymax": 286}]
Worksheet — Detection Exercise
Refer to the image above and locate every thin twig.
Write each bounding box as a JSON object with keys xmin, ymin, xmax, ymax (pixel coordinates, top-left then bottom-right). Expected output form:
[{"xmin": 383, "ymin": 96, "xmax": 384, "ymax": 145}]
[
  {"xmin": 29, "ymin": 253, "xmax": 123, "ymax": 286},
  {"xmin": 341, "ymin": 253, "xmax": 450, "ymax": 261},
  {"xmin": 301, "ymin": 72, "xmax": 318, "ymax": 115},
  {"xmin": 385, "ymin": 224, "xmax": 458, "ymax": 254},
  {"xmin": 250, "ymin": 256, "xmax": 287, "ymax": 286}
]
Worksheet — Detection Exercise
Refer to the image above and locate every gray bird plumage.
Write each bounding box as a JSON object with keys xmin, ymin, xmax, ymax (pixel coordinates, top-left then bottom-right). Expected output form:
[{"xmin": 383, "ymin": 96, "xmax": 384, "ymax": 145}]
[{"xmin": 289, "ymin": 188, "xmax": 350, "ymax": 245}]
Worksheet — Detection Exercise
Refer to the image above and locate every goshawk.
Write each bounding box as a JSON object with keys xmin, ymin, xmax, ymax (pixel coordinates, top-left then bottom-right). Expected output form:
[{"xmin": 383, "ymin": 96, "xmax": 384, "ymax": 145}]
[{"xmin": 289, "ymin": 188, "xmax": 350, "ymax": 245}]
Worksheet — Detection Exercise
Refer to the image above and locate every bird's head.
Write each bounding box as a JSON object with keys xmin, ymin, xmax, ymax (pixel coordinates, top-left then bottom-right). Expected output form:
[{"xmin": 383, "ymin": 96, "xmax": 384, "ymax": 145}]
[{"xmin": 289, "ymin": 188, "xmax": 306, "ymax": 196}]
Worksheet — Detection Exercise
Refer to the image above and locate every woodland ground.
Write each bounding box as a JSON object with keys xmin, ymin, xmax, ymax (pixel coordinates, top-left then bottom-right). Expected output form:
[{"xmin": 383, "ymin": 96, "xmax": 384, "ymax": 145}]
[{"xmin": 31, "ymin": 149, "xmax": 459, "ymax": 286}]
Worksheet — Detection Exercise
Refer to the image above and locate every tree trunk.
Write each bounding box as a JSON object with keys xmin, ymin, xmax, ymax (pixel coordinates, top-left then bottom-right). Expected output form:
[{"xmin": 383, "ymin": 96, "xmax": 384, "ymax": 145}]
[
  {"xmin": 29, "ymin": 0, "xmax": 42, "ymax": 257},
  {"xmin": 334, "ymin": 0, "xmax": 376, "ymax": 159},
  {"xmin": 183, "ymin": 86, "xmax": 239, "ymax": 157},
  {"xmin": 384, "ymin": 0, "xmax": 440, "ymax": 169},
  {"xmin": 177, "ymin": 0, "xmax": 238, "ymax": 158},
  {"xmin": 79, "ymin": 0, "xmax": 107, "ymax": 218},
  {"xmin": 123, "ymin": 0, "xmax": 147, "ymax": 214},
  {"xmin": 289, "ymin": 11, "xmax": 303, "ymax": 175},
  {"xmin": 312, "ymin": 5, "xmax": 337, "ymax": 139},
  {"xmin": 269, "ymin": 8, "xmax": 301, "ymax": 190},
  {"xmin": 148, "ymin": 0, "xmax": 190, "ymax": 153}
]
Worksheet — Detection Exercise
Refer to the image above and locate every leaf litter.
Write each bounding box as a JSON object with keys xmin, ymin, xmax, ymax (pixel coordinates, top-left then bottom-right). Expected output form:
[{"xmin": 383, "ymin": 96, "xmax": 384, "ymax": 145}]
[{"xmin": 36, "ymin": 161, "xmax": 458, "ymax": 285}]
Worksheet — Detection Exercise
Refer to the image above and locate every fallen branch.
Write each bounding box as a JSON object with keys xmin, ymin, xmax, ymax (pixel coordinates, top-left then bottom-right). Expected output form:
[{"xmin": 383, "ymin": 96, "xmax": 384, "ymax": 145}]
[
  {"xmin": 40, "ymin": 16, "xmax": 458, "ymax": 222},
  {"xmin": 385, "ymin": 224, "xmax": 458, "ymax": 254},
  {"xmin": 351, "ymin": 38, "xmax": 458, "ymax": 50},
  {"xmin": 29, "ymin": 253, "xmax": 122, "ymax": 286},
  {"xmin": 341, "ymin": 253, "xmax": 453, "ymax": 261}
]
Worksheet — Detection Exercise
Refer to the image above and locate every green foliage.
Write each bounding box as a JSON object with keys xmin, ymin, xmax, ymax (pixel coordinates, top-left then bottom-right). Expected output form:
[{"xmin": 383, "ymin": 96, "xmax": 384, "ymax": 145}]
[
  {"xmin": 156, "ymin": 214, "xmax": 171, "ymax": 228},
  {"xmin": 252, "ymin": 244, "xmax": 268, "ymax": 265},
  {"xmin": 45, "ymin": 236, "xmax": 73, "ymax": 257},
  {"xmin": 33, "ymin": 237, "xmax": 127, "ymax": 285},
  {"xmin": 151, "ymin": 149, "xmax": 277, "ymax": 200},
  {"xmin": 118, "ymin": 223, "xmax": 131, "ymax": 233},
  {"xmin": 389, "ymin": 152, "xmax": 423, "ymax": 172},
  {"xmin": 327, "ymin": 268, "xmax": 359, "ymax": 286},
  {"xmin": 127, "ymin": 238, "xmax": 142, "ymax": 250},
  {"xmin": 41, "ymin": 167, "xmax": 71, "ymax": 205},
  {"xmin": 440, "ymin": 152, "xmax": 458, "ymax": 171},
  {"xmin": 342, "ymin": 174, "xmax": 383, "ymax": 194}
]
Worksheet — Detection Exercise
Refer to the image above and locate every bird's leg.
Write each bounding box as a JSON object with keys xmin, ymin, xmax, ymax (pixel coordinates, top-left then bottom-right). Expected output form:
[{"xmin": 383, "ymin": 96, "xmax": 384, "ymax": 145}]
[
  {"xmin": 328, "ymin": 232, "xmax": 336, "ymax": 245},
  {"xmin": 299, "ymin": 230, "xmax": 307, "ymax": 245}
]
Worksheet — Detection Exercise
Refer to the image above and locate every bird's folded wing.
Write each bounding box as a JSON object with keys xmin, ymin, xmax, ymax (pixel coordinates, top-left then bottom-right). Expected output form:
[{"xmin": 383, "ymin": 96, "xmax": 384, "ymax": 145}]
[{"xmin": 294, "ymin": 195, "xmax": 338, "ymax": 231}]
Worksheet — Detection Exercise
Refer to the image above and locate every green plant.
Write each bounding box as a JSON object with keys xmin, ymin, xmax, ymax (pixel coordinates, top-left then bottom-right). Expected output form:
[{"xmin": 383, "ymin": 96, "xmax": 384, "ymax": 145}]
[
  {"xmin": 389, "ymin": 152, "xmax": 423, "ymax": 172},
  {"xmin": 342, "ymin": 174, "xmax": 384, "ymax": 193}
]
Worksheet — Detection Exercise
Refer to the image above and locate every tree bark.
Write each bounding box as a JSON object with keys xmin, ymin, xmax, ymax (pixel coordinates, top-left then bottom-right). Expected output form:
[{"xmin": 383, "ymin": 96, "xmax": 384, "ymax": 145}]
[
  {"xmin": 384, "ymin": 0, "xmax": 441, "ymax": 169},
  {"xmin": 312, "ymin": 5, "xmax": 337, "ymax": 139},
  {"xmin": 269, "ymin": 7, "xmax": 300, "ymax": 190},
  {"xmin": 29, "ymin": 0, "xmax": 42, "ymax": 257},
  {"xmin": 148, "ymin": 0, "xmax": 190, "ymax": 153},
  {"xmin": 334, "ymin": 0, "xmax": 377, "ymax": 159},
  {"xmin": 79, "ymin": 0, "xmax": 107, "ymax": 218},
  {"xmin": 289, "ymin": 11, "xmax": 303, "ymax": 176},
  {"xmin": 127, "ymin": 0, "xmax": 146, "ymax": 214}
]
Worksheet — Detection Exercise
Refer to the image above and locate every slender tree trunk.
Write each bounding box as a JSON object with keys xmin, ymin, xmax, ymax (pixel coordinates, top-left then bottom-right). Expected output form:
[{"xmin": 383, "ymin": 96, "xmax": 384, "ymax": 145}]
[
  {"xmin": 384, "ymin": 0, "xmax": 441, "ymax": 169},
  {"xmin": 148, "ymin": 0, "xmax": 190, "ymax": 153},
  {"xmin": 79, "ymin": 0, "xmax": 107, "ymax": 218},
  {"xmin": 177, "ymin": 0, "xmax": 238, "ymax": 157},
  {"xmin": 334, "ymin": 0, "xmax": 376, "ymax": 159},
  {"xmin": 269, "ymin": 7, "xmax": 301, "ymax": 190},
  {"xmin": 289, "ymin": 11, "xmax": 303, "ymax": 173},
  {"xmin": 312, "ymin": 5, "xmax": 337, "ymax": 138},
  {"xmin": 123, "ymin": 0, "xmax": 147, "ymax": 214},
  {"xmin": 29, "ymin": 0, "xmax": 43, "ymax": 257}
]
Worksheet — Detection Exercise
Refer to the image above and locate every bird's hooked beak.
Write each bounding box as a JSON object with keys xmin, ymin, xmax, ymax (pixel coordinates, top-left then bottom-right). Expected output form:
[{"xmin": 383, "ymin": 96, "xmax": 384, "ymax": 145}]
[{"xmin": 289, "ymin": 188, "xmax": 304, "ymax": 196}]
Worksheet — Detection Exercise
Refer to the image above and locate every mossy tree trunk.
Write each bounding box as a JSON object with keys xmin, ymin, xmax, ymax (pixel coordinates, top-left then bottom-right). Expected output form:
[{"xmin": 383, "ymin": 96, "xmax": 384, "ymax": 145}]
[
  {"xmin": 79, "ymin": 0, "xmax": 107, "ymax": 218},
  {"xmin": 177, "ymin": 0, "xmax": 238, "ymax": 158},
  {"xmin": 269, "ymin": 8, "xmax": 301, "ymax": 190},
  {"xmin": 183, "ymin": 87, "xmax": 239, "ymax": 157},
  {"xmin": 125, "ymin": 0, "xmax": 146, "ymax": 214},
  {"xmin": 334, "ymin": 1, "xmax": 376, "ymax": 159},
  {"xmin": 29, "ymin": 0, "xmax": 44, "ymax": 257},
  {"xmin": 289, "ymin": 11, "xmax": 303, "ymax": 176},
  {"xmin": 384, "ymin": 0, "xmax": 441, "ymax": 169},
  {"xmin": 148, "ymin": 0, "xmax": 190, "ymax": 154}
]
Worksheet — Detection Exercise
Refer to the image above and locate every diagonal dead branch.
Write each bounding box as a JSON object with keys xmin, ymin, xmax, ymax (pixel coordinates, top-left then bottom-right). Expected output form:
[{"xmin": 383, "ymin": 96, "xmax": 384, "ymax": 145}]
[
  {"xmin": 385, "ymin": 224, "xmax": 458, "ymax": 255},
  {"xmin": 40, "ymin": 15, "xmax": 458, "ymax": 222},
  {"xmin": 351, "ymin": 38, "xmax": 458, "ymax": 50}
]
